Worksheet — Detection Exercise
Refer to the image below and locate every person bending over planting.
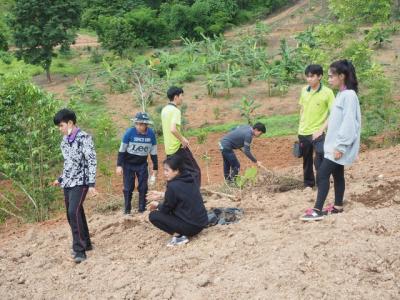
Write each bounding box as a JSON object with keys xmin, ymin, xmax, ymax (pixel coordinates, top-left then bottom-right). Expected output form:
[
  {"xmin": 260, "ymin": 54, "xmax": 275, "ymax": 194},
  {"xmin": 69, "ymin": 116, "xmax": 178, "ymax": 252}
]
[{"xmin": 219, "ymin": 123, "xmax": 266, "ymax": 183}]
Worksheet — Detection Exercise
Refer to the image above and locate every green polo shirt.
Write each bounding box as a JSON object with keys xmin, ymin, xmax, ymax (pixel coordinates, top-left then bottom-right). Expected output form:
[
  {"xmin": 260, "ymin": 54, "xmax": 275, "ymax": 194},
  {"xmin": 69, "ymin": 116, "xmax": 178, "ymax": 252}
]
[
  {"xmin": 161, "ymin": 103, "xmax": 182, "ymax": 155},
  {"xmin": 298, "ymin": 84, "xmax": 335, "ymax": 135}
]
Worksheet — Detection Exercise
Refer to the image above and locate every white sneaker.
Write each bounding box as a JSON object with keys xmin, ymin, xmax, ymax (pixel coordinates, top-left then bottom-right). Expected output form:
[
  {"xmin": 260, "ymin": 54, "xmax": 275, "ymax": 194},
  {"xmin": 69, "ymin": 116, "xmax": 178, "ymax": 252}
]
[{"xmin": 167, "ymin": 235, "xmax": 189, "ymax": 247}]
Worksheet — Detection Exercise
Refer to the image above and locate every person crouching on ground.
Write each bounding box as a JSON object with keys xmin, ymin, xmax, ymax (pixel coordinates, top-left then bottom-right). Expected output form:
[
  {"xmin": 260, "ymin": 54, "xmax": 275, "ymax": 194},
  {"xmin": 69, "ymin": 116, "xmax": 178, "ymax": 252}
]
[
  {"xmin": 219, "ymin": 122, "xmax": 266, "ymax": 183},
  {"xmin": 116, "ymin": 112, "xmax": 158, "ymax": 215},
  {"xmin": 300, "ymin": 59, "xmax": 361, "ymax": 221},
  {"xmin": 52, "ymin": 109, "xmax": 97, "ymax": 263},
  {"xmin": 147, "ymin": 156, "xmax": 208, "ymax": 246}
]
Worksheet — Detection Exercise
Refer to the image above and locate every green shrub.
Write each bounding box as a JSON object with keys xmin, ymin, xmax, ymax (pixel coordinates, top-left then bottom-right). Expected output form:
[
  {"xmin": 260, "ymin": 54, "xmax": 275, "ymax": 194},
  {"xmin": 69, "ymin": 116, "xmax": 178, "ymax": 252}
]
[
  {"xmin": 364, "ymin": 24, "xmax": 392, "ymax": 48},
  {"xmin": 0, "ymin": 51, "xmax": 12, "ymax": 64},
  {"xmin": 89, "ymin": 48, "xmax": 104, "ymax": 64},
  {"xmin": 0, "ymin": 74, "xmax": 62, "ymax": 222},
  {"xmin": 329, "ymin": 0, "xmax": 392, "ymax": 24}
]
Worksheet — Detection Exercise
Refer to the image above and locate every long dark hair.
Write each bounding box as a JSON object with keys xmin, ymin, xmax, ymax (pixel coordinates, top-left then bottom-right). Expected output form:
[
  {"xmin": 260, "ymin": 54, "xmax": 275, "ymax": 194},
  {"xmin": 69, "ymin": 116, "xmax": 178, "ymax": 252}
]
[
  {"xmin": 163, "ymin": 155, "xmax": 184, "ymax": 173},
  {"xmin": 329, "ymin": 59, "xmax": 358, "ymax": 93}
]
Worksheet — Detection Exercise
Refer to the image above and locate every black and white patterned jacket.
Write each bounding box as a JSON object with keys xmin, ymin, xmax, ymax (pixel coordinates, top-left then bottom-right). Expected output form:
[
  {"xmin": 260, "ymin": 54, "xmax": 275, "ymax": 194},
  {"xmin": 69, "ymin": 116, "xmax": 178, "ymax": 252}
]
[{"xmin": 58, "ymin": 129, "xmax": 97, "ymax": 188}]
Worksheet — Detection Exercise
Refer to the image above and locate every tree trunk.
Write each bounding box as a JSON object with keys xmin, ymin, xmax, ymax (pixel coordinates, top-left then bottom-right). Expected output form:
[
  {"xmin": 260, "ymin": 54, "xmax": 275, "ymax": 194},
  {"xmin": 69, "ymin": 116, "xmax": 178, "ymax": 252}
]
[{"xmin": 46, "ymin": 67, "xmax": 51, "ymax": 83}]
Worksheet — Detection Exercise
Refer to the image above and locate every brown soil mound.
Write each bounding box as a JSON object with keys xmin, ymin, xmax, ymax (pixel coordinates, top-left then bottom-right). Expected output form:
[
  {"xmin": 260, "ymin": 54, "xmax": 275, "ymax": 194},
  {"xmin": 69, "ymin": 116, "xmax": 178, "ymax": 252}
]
[{"xmin": 351, "ymin": 180, "xmax": 400, "ymax": 208}]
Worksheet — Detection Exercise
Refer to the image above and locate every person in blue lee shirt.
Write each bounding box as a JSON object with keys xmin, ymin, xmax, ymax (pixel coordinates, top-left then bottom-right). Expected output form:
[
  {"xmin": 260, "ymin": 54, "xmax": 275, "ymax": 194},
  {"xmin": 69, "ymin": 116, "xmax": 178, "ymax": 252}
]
[{"xmin": 116, "ymin": 112, "xmax": 158, "ymax": 214}]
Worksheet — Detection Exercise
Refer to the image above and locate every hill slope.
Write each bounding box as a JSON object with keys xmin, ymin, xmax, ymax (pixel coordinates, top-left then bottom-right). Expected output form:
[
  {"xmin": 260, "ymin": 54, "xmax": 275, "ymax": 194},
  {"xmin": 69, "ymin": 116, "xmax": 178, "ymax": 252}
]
[{"xmin": 1, "ymin": 145, "xmax": 399, "ymax": 299}]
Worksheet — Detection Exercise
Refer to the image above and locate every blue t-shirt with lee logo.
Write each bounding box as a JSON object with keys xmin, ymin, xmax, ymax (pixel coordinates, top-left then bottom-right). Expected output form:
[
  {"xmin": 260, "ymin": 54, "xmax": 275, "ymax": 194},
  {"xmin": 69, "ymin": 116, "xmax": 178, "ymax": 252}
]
[{"xmin": 117, "ymin": 127, "xmax": 158, "ymax": 170}]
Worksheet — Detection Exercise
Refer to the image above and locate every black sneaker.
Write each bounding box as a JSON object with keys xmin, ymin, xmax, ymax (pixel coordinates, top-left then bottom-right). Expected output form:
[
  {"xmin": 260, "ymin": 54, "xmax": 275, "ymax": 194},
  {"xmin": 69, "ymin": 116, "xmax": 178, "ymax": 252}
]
[
  {"xmin": 71, "ymin": 244, "xmax": 93, "ymax": 256},
  {"xmin": 323, "ymin": 204, "xmax": 344, "ymax": 215},
  {"xmin": 300, "ymin": 208, "xmax": 324, "ymax": 221},
  {"xmin": 74, "ymin": 252, "xmax": 86, "ymax": 264}
]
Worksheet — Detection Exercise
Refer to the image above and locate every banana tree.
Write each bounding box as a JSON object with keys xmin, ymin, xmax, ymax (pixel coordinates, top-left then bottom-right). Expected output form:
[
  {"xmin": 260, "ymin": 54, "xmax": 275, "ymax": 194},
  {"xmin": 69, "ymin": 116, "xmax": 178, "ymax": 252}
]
[
  {"xmin": 257, "ymin": 63, "xmax": 280, "ymax": 96},
  {"xmin": 217, "ymin": 63, "xmax": 243, "ymax": 96}
]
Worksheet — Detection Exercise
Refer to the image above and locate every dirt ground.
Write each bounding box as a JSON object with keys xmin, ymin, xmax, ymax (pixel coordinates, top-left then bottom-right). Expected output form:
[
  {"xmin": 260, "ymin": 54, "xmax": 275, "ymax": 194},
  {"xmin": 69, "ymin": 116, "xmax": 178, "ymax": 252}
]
[
  {"xmin": 2, "ymin": 1, "xmax": 400, "ymax": 299},
  {"xmin": 1, "ymin": 145, "xmax": 399, "ymax": 299}
]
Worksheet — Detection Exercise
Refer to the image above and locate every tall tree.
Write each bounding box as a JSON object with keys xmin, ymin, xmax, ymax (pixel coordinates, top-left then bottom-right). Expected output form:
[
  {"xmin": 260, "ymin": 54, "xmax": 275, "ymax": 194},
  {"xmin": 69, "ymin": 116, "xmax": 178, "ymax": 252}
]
[{"xmin": 10, "ymin": 0, "xmax": 81, "ymax": 82}]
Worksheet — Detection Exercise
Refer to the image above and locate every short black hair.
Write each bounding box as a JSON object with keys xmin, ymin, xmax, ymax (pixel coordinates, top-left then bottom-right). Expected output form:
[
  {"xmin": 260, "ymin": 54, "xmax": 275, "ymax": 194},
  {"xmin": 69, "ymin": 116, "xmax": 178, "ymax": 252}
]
[
  {"xmin": 163, "ymin": 155, "xmax": 184, "ymax": 173},
  {"xmin": 53, "ymin": 108, "xmax": 76, "ymax": 125},
  {"xmin": 305, "ymin": 64, "xmax": 323, "ymax": 76},
  {"xmin": 253, "ymin": 122, "xmax": 266, "ymax": 134},
  {"xmin": 167, "ymin": 86, "xmax": 184, "ymax": 101}
]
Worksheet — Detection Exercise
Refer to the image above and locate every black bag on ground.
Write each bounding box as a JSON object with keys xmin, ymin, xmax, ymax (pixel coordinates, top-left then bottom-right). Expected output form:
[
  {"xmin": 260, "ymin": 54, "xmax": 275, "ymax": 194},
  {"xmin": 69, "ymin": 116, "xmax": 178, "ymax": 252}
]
[
  {"xmin": 207, "ymin": 207, "xmax": 244, "ymax": 227},
  {"xmin": 293, "ymin": 141, "xmax": 302, "ymax": 158}
]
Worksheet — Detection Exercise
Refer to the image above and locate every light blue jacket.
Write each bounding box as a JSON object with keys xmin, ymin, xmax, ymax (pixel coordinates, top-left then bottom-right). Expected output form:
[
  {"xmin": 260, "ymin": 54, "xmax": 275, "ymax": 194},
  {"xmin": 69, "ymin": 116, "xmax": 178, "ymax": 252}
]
[{"xmin": 324, "ymin": 90, "xmax": 361, "ymax": 166}]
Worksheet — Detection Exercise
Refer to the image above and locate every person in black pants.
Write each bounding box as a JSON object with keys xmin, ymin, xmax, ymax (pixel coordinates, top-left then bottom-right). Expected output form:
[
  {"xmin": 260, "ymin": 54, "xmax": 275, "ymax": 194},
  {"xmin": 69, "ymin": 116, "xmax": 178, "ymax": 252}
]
[
  {"xmin": 147, "ymin": 156, "xmax": 208, "ymax": 246},
  {"xmin": 298, "ymin": 134, "xmax": 325, "ymax": 187},
  {"xmin": 219, "ymin": 123, "xmax": 266, "ymax": 183},
  {"xmin": 52, "ymin": 109, "xmax": 97, "ymax": 263},
  {"xmin": 116, "ymin": 112, "xmax": 158, "ymax": 214},
  {"xmin": 297, "ymin": 65, "xmax": 335, "ymax": 188}
]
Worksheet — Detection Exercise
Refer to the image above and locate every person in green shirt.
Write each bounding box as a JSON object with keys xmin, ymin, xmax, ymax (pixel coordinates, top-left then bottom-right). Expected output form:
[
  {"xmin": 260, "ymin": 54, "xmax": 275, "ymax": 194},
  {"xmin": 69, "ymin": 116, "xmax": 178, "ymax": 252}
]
[
  {"xmin": 161, "ymin": 86, "xmax": 201, "ymax": 186},
  {"xmin": 298, "ymin": 64, "xmax": 335, "ymax": 188}
]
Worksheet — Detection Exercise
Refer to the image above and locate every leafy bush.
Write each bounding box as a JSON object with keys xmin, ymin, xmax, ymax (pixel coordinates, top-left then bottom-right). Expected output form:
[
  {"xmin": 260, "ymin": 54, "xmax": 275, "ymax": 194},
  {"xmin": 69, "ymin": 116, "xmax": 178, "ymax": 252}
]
[
  {"xmin": 67, "ymin": 76, "xmax": 106, "ymax": 103},
  {"xmin": 364, "ymin": 24, "xmax": 392, "ymax": 48},
  {"xmin": 342, "ymin": 41, "xmax": 373, "ymax": 74},
  {"xmin": 236, "ymin": 97, "xmax": 261, "ymax": 125},
  {"xmin": 235, "ymin": 167, "xmax": 257, "ymax": 189},
  {"xmin": 0, "ymin": 51, "xmax": 13, "ymax": 65},
  {"xmin": 89, "ymin": 48, "xmax": 104, "ymax": 64},
  {"xmin": 97, "ymin": 16, "xmax": 139, "ymax": 55},
  {"xmin": 329, "ymin": 0, "xmax": 392, "ymax": 24},
  {"xmin": 0, "ymin": 74, "xmax": 62, "ymax": 222},
  {"xmin": 0, "ymin": 19, "xmax": 10, "ymax": 51},
  {"xmin": 97, "ymin": 7, "xmax": 169, "ymax": 53},
  {"xmin": 359, "ymin": 64, "xmax": 397, "ymax": 139},
  {"xmin": 101, "ymin": 60, "xmax": 131, "ymax": 93}
]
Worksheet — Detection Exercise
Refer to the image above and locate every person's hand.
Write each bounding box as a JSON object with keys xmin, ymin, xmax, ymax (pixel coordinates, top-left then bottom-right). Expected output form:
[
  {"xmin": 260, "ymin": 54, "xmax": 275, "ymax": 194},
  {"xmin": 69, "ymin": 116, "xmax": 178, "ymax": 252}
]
[
  {"xmin": 256, "ymin": 161, "xmax": 264, "ymax": 168},
  {"xmin": 50, "ymin": 179, "xmax": 60, "ymax": 187},
  {"xmin": 334, "ymin": 149, "xmax": 343, "ymax": 160},
  {"xmin": 181, "ymin": 137, "xmax": 189, "ymax": 148},
  {"xmin": 148, "ymin": 201, "xmax": 159, "ymax": 211},
  {"xmin": 88, "ymin": 187, "xmax": 98, "ymax": 198},
  {"xmin": 312, "ymin": 130, "xmax": 323, "ymax": 141},
  {"xmin": 149, "ymin": 171, "xmax": 157, "ymax": 186},
  {"xmin": 147, "ymin": 190, "xmax": 164, "ymax": 201},
  {"xmin": 116, "ymin": 166, "xmax": 123, "ymax": 176}
]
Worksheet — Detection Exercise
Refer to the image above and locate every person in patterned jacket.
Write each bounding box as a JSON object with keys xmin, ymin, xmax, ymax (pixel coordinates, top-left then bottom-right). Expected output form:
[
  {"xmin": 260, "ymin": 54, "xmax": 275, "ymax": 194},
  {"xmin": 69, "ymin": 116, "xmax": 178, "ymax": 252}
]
[
  {"xmin": 116, "ymin": 112, "xmax": 158, "ymax": 214},
  {"xmin": 52, "ymin": 109, "xmax": 97, "ymax": 264}
]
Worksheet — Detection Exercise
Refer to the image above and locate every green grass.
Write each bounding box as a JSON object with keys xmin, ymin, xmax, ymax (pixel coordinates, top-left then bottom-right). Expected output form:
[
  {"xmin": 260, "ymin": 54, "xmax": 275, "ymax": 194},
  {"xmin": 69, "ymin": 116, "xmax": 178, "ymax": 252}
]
[
  {"xmin": 0, "ymin": 58, "xmax": 42, "ymax": 77},
  {"xmin": 77, "ymin": 28, "xmax": 98, "ymax": 38},
  {"xmin": 52, "ymin": 50, "xmax": 100, "ymax": 76},
  {"xmin": 185, "ymin": 114, "xmax": 299, "ymax": 138},
  {"xmin": 0, "ymin": 49, "xmax": 100, "ymax": 78}
]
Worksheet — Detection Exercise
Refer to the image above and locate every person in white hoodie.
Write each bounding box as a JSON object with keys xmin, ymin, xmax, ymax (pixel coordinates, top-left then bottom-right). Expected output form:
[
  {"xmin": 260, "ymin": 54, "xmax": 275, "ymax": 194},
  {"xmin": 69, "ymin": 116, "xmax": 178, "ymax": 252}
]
[{"xmin": 301, "ymin": 60, "xmax": 361, "ymax": 221}]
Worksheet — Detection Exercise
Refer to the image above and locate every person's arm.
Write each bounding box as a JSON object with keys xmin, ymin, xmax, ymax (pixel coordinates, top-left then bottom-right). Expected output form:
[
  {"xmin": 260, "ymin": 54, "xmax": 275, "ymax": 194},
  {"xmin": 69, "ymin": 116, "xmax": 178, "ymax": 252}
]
[
  {"xmin": 242, "ymin": 133, "xmax": 257, "ymax": 163},
  {"xmin": 313, "ymin": 119, "xmax": 329, "ymax": 140},
  {"xmin": 334, "ymin": 94, "xmax": 359, "ymax": 156},
  {"xmin": 116, "ymin": 130, "xmax": 129, "ymax": 175},
  {"xmin": 149, "ymin": 132, "xmax": 158, "ymax": 185},
  {"xmin": 170, "ymin": 109, "xmax": 189, "ymax": 147},
  {"xmin": 82, "ymin": 134, "xmax": 98, "ymax": 197},
  {"xmin": 171, "ymin": 122, "xmax": 189, "ymax": 147},
  {"xmin": 158, "ymin": 187, "xmax": 178, "ymax": 214},
  {"xmin": 313, "ymin": 89, "xmax": 335, "ymax": 140}
]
